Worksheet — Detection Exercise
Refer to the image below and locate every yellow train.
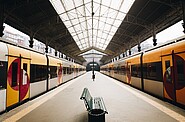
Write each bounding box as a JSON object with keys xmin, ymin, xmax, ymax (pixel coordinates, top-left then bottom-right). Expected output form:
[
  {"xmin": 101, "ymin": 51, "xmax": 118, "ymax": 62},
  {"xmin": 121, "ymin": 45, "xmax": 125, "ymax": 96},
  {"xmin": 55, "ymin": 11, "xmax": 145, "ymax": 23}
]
[
  {"xmin": 101, "ymin": 35, "xmax": 185, "ymax": 108},
  {"xmin": 0, "ymin": 38, "xmax": 85, "ymax": 112}
]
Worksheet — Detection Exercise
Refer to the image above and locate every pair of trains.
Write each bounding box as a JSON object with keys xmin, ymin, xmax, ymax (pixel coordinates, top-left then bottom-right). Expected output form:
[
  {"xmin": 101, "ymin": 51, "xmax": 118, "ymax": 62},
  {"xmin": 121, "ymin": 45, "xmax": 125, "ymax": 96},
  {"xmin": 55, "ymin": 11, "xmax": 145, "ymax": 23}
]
[
  {"xmin": 101, "ymin": 35, "xmax": 185, "ymax": 107},
  {"xmin": 0, "ymin": 37, "xmax": 85, "ymax": 113}
]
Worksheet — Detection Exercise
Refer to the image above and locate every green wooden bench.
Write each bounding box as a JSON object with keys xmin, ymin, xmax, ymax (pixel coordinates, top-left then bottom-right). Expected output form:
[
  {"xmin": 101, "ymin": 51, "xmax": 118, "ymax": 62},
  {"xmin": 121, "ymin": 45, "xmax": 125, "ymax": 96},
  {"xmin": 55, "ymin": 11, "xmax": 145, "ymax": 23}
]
[{"xmin": 80, "ymin": 88, "xmax": 108, "ymax": 114}]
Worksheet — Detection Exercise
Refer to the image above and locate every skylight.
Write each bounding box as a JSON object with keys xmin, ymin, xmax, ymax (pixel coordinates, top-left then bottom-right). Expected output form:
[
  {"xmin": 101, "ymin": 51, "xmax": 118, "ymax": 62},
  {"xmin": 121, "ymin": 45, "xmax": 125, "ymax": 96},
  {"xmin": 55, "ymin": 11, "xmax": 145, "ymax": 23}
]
[{"xmin": 50, "ymin": 0, "xmax": 135, "ymax": 50}]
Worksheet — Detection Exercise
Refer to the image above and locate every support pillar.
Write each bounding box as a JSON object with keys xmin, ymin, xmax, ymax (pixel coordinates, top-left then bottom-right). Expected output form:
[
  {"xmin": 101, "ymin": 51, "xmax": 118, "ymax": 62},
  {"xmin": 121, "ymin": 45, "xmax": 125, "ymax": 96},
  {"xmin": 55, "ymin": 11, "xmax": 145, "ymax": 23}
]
[
  {"xmin": 138, "ymin": 43, "xmax": 141, "ymax": 52},
  {"xmin": 0, "ymin": 1, "xmax": 5, "ymax": 37},
  {"xmin": 122, "ymin": 53, "xmax": 125, "ymax": 58},
  {"xmin": 137, "ymin": 37, "xmax": 141, "ymax": 52},
  {"xmin": 29, "ymin": 34, "xmax": 34, "ymax": 48},
  {"xmin": 45, "ymin": 45, "xmax": 48, "ymax": 53},
  {"xmin": 0, "ymin": 26, "xmax": 4, "ymax": 37},
  {"xmin": 118, "ymin": 55, "xmax": 120, "ymax": 59},
  {"xmin": 129, "ymin": 49, "xmax": 131, "ymax": 55},
  {"xmin": 153, "ymin": 38, "xmax": 157, "ymax": 46},
  {"xmin": 182, "ymin": 0, "xmax": 185, "ymax": 33},
  {"xmin": 55, "ymin": 50, "xmax": 57, "ymax": 56},
  {"xmin": 153, "ymin": 25, "xmax": 157, "ymax": 46}
]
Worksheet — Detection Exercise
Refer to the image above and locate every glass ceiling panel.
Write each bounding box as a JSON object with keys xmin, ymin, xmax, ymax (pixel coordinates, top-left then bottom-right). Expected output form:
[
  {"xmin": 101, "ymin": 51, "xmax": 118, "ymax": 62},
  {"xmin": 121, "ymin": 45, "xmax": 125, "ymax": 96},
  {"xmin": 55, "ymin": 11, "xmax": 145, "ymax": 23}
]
[{"xmin": 49, "ymin": 0, "xmax": 135, "ymax": 51}]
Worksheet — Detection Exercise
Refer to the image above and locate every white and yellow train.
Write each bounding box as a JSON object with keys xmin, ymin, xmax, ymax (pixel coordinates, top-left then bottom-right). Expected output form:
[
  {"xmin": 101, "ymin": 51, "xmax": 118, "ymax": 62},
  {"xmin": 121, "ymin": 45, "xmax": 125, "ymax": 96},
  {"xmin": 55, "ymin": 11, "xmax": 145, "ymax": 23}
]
[
  {"xmin": 0, "ymin": 38, "xmax": 85, "ymax": 112},
  {"xmin": 101, "ymin": 35, "xmax": 185, "ymax": 108}
]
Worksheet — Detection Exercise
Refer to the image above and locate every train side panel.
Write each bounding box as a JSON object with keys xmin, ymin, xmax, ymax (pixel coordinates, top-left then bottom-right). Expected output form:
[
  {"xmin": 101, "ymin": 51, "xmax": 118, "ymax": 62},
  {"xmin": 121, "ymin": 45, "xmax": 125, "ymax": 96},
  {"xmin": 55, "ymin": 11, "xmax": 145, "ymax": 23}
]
[
  {"xmin": 109, "ymin": 63, "xmax": 114, "ymax": 77},
  {"xmin": 113, "ymin": 60, "xmax": 127, "ymax": 83},
  {"xmin": 120, "ymin": 62, "xmax": 127, "ymax": 83},
  {"xmin": 101, "ymin": 64, "xmax": 109, "ymax": 75},
  {"xmin": 161, "ymin": 40, "xmax": 185, "ymax": 106},
  {"xmin": 48, "ymin": 56, "xmax": 62, "ymax": 89},
  {"xmin": 30, "ymin": 52, "xmax": 47, "ymax": 98},
  {"xmin": 175, "ymin": 51, "xmax": 185, "ymax": 106},
  {"xmin": 76, "ymin": 64, "xmax": 85, "ymax": 76},
  {"xmin": 143, "ymin": 49, "xmax": 163, "ymax": 98},
  {"xmin": 6, "ymin": 44, "xmax": 31, "ymax": 107},
  {"xmin": 100, "ymin": 36, "xmax": 185, "ymax": 108},
  {"xmin": 62, "ymin": 61, "xmax": 72, "ymax": 82},
  {"xmin": 126, "ymin": 55, "xmax": 142, "ymax": 89}
]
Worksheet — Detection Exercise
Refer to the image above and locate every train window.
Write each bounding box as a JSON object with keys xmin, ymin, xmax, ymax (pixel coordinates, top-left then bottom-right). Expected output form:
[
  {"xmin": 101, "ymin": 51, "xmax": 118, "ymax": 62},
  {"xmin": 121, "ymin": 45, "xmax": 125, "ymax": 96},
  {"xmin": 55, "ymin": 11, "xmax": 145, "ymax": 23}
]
[
  {"xmin": 142, "ymin": 64, "xmax": 147, "ymax": 78},
  {"xmin": 71, "ymin": 67, "xmax": 73, "ymax": 74},
  {"xmin": 147, "ymin": 64, "xmax": 156, "ymax": 78},
  {"xmin": 176, "ymin": 59, "xmax": 185, "ymax": 84},
  {"xmin": 131, "ymin": 65, "xmax": 138, "ymax": 77},
  {"xmin": 71, "ymin": 67, "xmax": 73, "ymax": 73},
  {"xmin": 23, "ymin": 63, "xmax": 27, "ymax": 72},
  {"xmin": 63, "ymin": 67, "xmax": 67, "ymax": 74},
  {"xmin": 138, "ymin": 66, "xmax": 141, "ymax": 77},
  {"xmin": 50, "ymin": 66, "xmax": 57, "ymax": 78},
  {"xmin": 30, "ymin": 64, "xmax": 47, "ymax": 83},
  {"xmin": 109, "ymin": 67, "xmax": 111, "ymax": 71},
  {"xmin": 70, "ymin": 67, "xmax": 72, "ymax": 74},
  {"xmin": 114, "ymin": 67, "xmax": 117, "ymax": 73},
  {"xmin": 121, "ymin": 66, "xmax": 126, "ymax": 75},
  {"xmin": 144, "ymin": 62, "xmax": 162, "ymax": 81},
  {"xmin": 12, "ymin": 62, "xmax": 18, "ymax": 87},
  {"xmin": 165, "ymin": 60, "xmax": 172, "ymax": 83},
  {"xmin": 67, "ymin": 67, "xmax": 70, "ymax": 74},
  {"xmin": 0, "ymin": 61, "xmax": 7, "ymax": 89},
  {"xmin": 66, "ymin": 67, "xmax": 68, "ymax": 74},
  {"xmin": 22, "ymin": 63, "xmax": 28, "ymax": 85},
  {"xmin": 117, "ymin": 66, "xmax": 121, "ymax": 74}
]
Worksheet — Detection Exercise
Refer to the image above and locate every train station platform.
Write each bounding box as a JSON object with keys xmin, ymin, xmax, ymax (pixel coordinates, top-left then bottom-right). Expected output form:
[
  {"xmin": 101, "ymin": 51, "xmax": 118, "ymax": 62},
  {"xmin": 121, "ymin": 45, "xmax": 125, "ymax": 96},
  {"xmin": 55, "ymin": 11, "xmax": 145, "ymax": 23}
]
[{"xmin": 0, "ymin": 71, "xmax": 185, "ymax": 122}]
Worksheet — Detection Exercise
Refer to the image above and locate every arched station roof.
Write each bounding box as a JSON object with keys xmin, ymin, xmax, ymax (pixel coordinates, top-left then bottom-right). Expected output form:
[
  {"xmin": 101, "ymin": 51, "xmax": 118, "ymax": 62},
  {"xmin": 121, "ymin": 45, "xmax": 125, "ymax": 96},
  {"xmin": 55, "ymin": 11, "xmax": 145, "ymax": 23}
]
[{"xmin": 1, "ymin": 0, "xmax": 183, "ymax": 64}]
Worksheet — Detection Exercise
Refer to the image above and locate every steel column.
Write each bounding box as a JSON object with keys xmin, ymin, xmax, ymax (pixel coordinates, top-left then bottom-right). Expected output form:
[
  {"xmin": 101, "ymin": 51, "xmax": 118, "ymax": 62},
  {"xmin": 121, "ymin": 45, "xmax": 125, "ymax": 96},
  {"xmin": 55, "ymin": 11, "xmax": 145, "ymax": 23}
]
[{"xmin": 0, "ymin": 0, "xmax": 4, "ymax": 37}]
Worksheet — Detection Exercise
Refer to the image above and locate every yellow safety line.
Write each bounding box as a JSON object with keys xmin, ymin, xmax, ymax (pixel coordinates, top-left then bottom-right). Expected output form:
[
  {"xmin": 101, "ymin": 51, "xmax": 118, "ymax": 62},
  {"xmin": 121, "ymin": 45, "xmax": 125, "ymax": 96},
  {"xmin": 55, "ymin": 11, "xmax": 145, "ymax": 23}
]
[
  {"xmin": 3, "ymin": 78, "xmax": 78, "ymax": 122},
  {"xmin": 111, "ymin": 79, "xmax": 185, "ymax": 122}
]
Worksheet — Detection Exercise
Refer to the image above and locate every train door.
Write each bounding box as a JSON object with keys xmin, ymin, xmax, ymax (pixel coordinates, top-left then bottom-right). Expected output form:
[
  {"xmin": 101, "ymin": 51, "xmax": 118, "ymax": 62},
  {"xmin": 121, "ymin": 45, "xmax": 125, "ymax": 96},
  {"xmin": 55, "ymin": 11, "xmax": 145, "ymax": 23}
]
[
  {"xmin": 57, "ymin": 63, "xmax": 62, "ymax": 85},
  {"xmin": 110, "ymin": 64, "xmax": 114, "ymax": 77},
  {"xmin": 7, "ymin": 55, "xmax": 30, "ymax": 107},
  {"xmin": 20, "ymin": 58, "xmax": 30, "ymax": 102},
  {"xmin": 162, "ymin": 54, "xmax": 175, "ymax": 102},
  {"xmin": 173, "ymin": 53, "xmax": 185, "ymax": 106},
  {"xmin": 126, "ymin": 62, "xmax": 131, "ymax": 84}
]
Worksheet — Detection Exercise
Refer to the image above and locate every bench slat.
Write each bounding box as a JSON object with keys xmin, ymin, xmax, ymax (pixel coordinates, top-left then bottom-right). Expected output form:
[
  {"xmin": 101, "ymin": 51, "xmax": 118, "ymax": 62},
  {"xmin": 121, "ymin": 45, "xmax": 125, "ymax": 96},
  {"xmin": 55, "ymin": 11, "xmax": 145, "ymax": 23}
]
[
  {"xmin": 80, "ymin": 88, "xmax": 108, "ymax": 114},
  {"xmin": 80, "ymin": 88, "xmax": 92, "ymax": 110},
  {"xmin": 93, "ymin": 97, "xmax": 108, "ymax": 114},
  {"xmin": 99, "ymin": 97, "xmax": 108, "ymax": 114}
]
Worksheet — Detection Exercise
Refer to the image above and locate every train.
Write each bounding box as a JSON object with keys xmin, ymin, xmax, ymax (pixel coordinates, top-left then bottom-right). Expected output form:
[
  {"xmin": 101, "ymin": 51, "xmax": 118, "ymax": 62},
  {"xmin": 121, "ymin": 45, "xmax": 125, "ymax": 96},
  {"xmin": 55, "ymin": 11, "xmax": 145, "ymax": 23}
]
[
  {"xmin": 100, "ymin": 35, "xmax": 185, "ymax": 108},
  {"xmin": 0, "ymin": 37, "xmax": 86, "ymax": 113}
]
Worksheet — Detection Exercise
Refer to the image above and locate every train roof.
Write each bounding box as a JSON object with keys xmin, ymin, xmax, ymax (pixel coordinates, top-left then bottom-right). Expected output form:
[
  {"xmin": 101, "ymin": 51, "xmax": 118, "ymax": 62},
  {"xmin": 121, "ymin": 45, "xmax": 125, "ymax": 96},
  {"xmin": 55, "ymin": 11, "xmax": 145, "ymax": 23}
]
[
  {"xmin": 101, "ymin": 35, "xmax": 185, "ymax": 67},
  {"xmin": 0, "ymin": 37, "xmax": 84, "ymax": 67}
]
